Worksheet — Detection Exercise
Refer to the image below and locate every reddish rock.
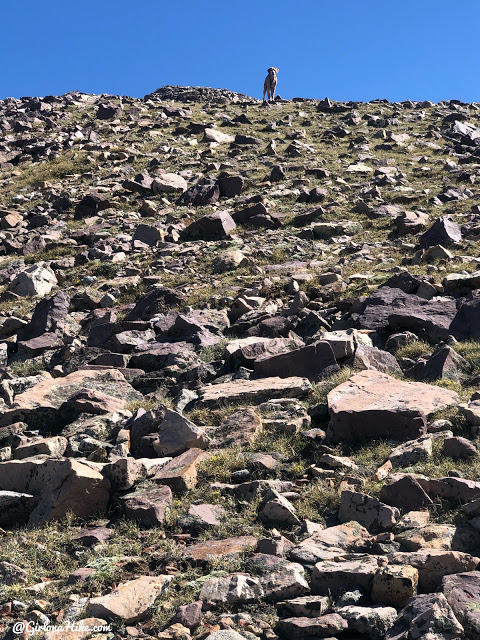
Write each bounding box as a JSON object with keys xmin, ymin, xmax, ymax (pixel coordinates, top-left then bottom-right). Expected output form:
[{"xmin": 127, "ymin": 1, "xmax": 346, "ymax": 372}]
[
  {"xmin": 153, "ymin": 448, "xmax": 208, "ymax": 491},
  {"xmin": 1, "ymin": 369, "xmax": 143, "ymax": 428},
  {"xmin": 183, "ymin": 536, "xmax": 257, "ymax": 562},
  {"xmin": 380, "ymin": 474, "xmax": 433, "ymax": 512},
  {"xmin": 276, "ymin": 614, "xmax": 348, "ymax": 638},
  {"xmin": 86, "ymin": 575, "xmax": 172, "ymax": 623},
  {"xmin": 0, "ymin": 458, "xmax": 110, "ymax": 525},
  {"xmin": 121, "ymin": 485, "xmax": 172, "ymax": 526},
  {"xmin": 328, "ymin": 370, "xmax": 459, "ymax": 443},
  {"xmin": 443, "ymin": 436, "xmax": 478, "ymax": 460}
]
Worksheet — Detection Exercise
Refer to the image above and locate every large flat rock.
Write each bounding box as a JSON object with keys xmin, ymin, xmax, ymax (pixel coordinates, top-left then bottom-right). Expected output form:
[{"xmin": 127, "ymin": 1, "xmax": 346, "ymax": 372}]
[
  {"xmin": 1, "ymin": 368, "xmax": 143, "ymax": 428},
  {"xmin": 328, "ymin": 370, "xmax": 459, "ymax": 443},
  {"xmin": 86, "ymin": 574, "xmax": 172, "ymax": 623},
  {"xmin": 198, "ymin": 376, "xmax": 312, "ymax": 407}
]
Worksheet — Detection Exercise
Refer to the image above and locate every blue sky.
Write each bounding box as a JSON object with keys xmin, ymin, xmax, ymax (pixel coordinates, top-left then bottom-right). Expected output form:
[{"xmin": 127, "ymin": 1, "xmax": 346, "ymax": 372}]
[{"xmin": 2, "ymin": 0, "xmax": 479, "ymax": 102}]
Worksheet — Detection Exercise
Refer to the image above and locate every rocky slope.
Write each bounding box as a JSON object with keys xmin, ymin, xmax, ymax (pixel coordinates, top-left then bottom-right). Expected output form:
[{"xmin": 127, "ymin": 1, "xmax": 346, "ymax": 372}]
[{"xmin": 0, "ymin": 86, "xmax": 480, "ymax": 639}]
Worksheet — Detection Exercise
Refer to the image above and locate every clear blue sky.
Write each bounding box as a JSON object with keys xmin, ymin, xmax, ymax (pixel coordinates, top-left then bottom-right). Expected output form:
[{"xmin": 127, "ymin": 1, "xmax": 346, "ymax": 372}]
[{"xmin": 2, "ymin": 0, "xmax": 479, "ymax": 102}]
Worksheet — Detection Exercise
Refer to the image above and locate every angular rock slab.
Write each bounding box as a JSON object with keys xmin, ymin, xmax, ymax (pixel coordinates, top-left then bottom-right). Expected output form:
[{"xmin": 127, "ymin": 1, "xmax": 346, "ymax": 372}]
[
  {"xmin": 183, "ymin": 536, "xmax": 257, "ymax": 563},
  {"xmin": 443, "ymin": 572, "xmax": 480, "ymax": 638},
  {"xmin": 276, "ymin": 614, "xmax": 348, "ymax": 639},
  {"xmin": 338, "ymin": 489, "xmax": 400, "ymax": 532},
  {"xmin": 311, "ymin": 555, "xmax": 380, "ymax": 596},
  {"xmin": 1, "ymin": 368, "xmax": 143, "ymax": 428},
  {"xmin": 385, "ymin": 593, "xmax": 463, "ymax": 640},
  {"xmin": 86, "ymin": 574, "xmax": 172, "ymax": 623},
  {"xmin": 254, "ymin": 341, "xmax": 338, "ymax": 381},
  {"xmin": 328, "ymin": 370, "xmax": 459, "ymax": 443},
  {"xmin": 372, "ymin": 564, "xmax": 419, "ymax": 608},
  {"xmin": 338, "ymin": 605, "xmax": 397, "ymax": 640},
  {"xmin": 0, "ymin": 458, "xmax": 110, "ymax": 525},
  {"xmin": 121, "ymin": 485, "xmax": 173, "ymax": 526},
  {"xmin": 289, "ymin": 521, "xmax": 372, "ymax": 565},
  {"xmin": 388, "ymin": 550, "xmax": 480, "ymax": 592},
  {"xmin": 153, "ymin": 448, "xmax": 208, "ymax": 491},
  {"xmin": 350, "ymin": 286, "xmax": 459, "ymax": 341},
  {"xmin": 198, "ymin": 376, "xmax": 312, "ymax": 407}
]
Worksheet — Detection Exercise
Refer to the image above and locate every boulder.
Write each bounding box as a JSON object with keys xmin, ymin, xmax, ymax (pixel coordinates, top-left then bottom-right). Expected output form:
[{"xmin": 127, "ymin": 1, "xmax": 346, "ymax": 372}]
[
  {"xmin": 180, "ymin": 211, "xmax": 236, "ymax": 241},
  {"xmin": 152, "ymin": 408, "xmax": 210, "ymax": 457},
  {"xmin": 395, "ymin": 523, "xmax": 480, "ymax": 554},
  {"xmin": 372, "ymin": 564, "xmax": 419, "ymax": 608},
  {"xmin": 254, "ymin": 341, "xmax": 338, "ymax": 381},
  {"xmin": 121, "ymin": 485, "xmax": 173, "ymax": 526},
  {"xmin": 389, "ymin": 436, "xmax": 433, "ymax": 467},
  {"xmin": 388, "ymin": 550, "xmax": 480, "ymax": 591},
  {"xmin": 311, "ymin": 555, "xmax": 380, "ymax": 596},
  {"xmin": 176, "ymin": 177, "xmax": 220, "ymax": 206},
  {"xmin": 385, "ymin": 593, "xmax": 463, "ymax": 640},
  {"xmin": 351, "ymin": 344, "xmax": 402, "ymax": 376},
  {"xmin": 420, "ymin": 216, "xmax": 462, "ymax": 247},
  {"xmin": 1, "ymin": 368, "xmax": 142, "ymax": 429},
  {"xmin": 86, "ymin": 575, "xmax": 172, "ymax": 623},
  {"xmin": 349, "ymin": 287, "xmax": 459, "ymax": 341},
  {"xmin": 153, "ymin": 448, "xmax": 208, "ymax": 491},
  {"xmin": 380, "ymin": 474, "xmax": 433, "ymax": 511},
  {"xmin": 337, "ymin": 605, "xmax": 397, "ymax": 640},
  {"xmin": 152, "ymin": 173, "xmax": 187, "ymax": 193},
  {"xmin": 338, "ymin": 490, "xmax": 400, "ymax": 531},
  {"xmin": 198, "ymin": 376, "xmax": 312, "ymax": 407},
  {"xmin": 9, "ymin": 263, "xmax": 57, "ymax": 297},
  {"xmin": 203, "ymin": 128, "xmax": 234, "ymax": 144},
  {"xmin": 245, "ymin": 553, "xmax": 308, "ymax": 600},
  {"xmin": 443, "ymin": 572, "xmax": 480, "ymax": 638},
  {"xmin": 199, "ymin": 573, "xmax": 263, "ymax": 607},
  {"xmin": 0, "ymin": 490, "xmax": 39, "ymax": 527},
  {"xmin": 276, "ymin": 615, "xmax": 347, "ymax": 639},
  {"xmin": 0, "ymin": 458, "xmax": 110, "ymax": 525},
  {"xmin": 328, "ymin": 370, "xmax": 459, "ymax": 443},
  {"xmin": 289, "ymin": 521, "xmax": 372, "ymax": 565},
  {"xmin": 17, "ymin": 291, "xmax": 70, "ymax": 341},
  {"xmin": 443, "ymin": 436, "xmax": 478, "ymax": 460},
  {"xmin": 183, "ymin": 536, "xmax": 257, "ymax": 563}
]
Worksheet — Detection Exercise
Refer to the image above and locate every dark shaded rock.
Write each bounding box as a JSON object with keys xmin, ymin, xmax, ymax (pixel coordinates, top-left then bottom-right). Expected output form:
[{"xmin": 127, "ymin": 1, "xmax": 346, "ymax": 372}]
[
  {"xmin": 254, "ymin": 341, "xmax": 338, "ymax": 382},
  {"xmin": 17, "ymin": 291, "xmax": 70, "ymax": 341},
  {"xmin": 349, "ymin": 287, "xmax": 459, "ymax": 340},
  {"xmin": 380, "ymin": 474, "xmax": 433, "ymax": 511},
  {"xmin": 443, "ymin": 436, "xmax": 478, "ymax": 460},
  {"xmin": 176, "ymin": 177, "xmax": 220, "ymax": 206},
  {"xmin": 443, "ymin": 572, "xmax": 480, "ymax": 638},
  {"xmin": 127, "ymin": 287, "xmax": 186, "ymax": 321},
  {"xmin": 96, "ymin": 103, "xmax": 122, "ymax": 119},
  {"xmin": 180, "ymin": 211, "xmax": 236, "ymax": 241},
  {"xmin": 121, "ymin": 485, "xmax": 173, "ymax": 526},
  {"xmin": 420, "ymin": 216, "xmax": 462, "ymax": 247},
  {"xmin": 74, "ymin": 193, "xmax": 111, "ymax": 219},
  {"xmin": 385, "ymin": 593, "xmax": 463, "ymax": 640},
  {"xmin": 217, "ymin": 174, "xmax": 243, "ymax": 198},
  {"xmin": 0, "ymin": 490, "xmax": 40, "ymax": 528}
]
